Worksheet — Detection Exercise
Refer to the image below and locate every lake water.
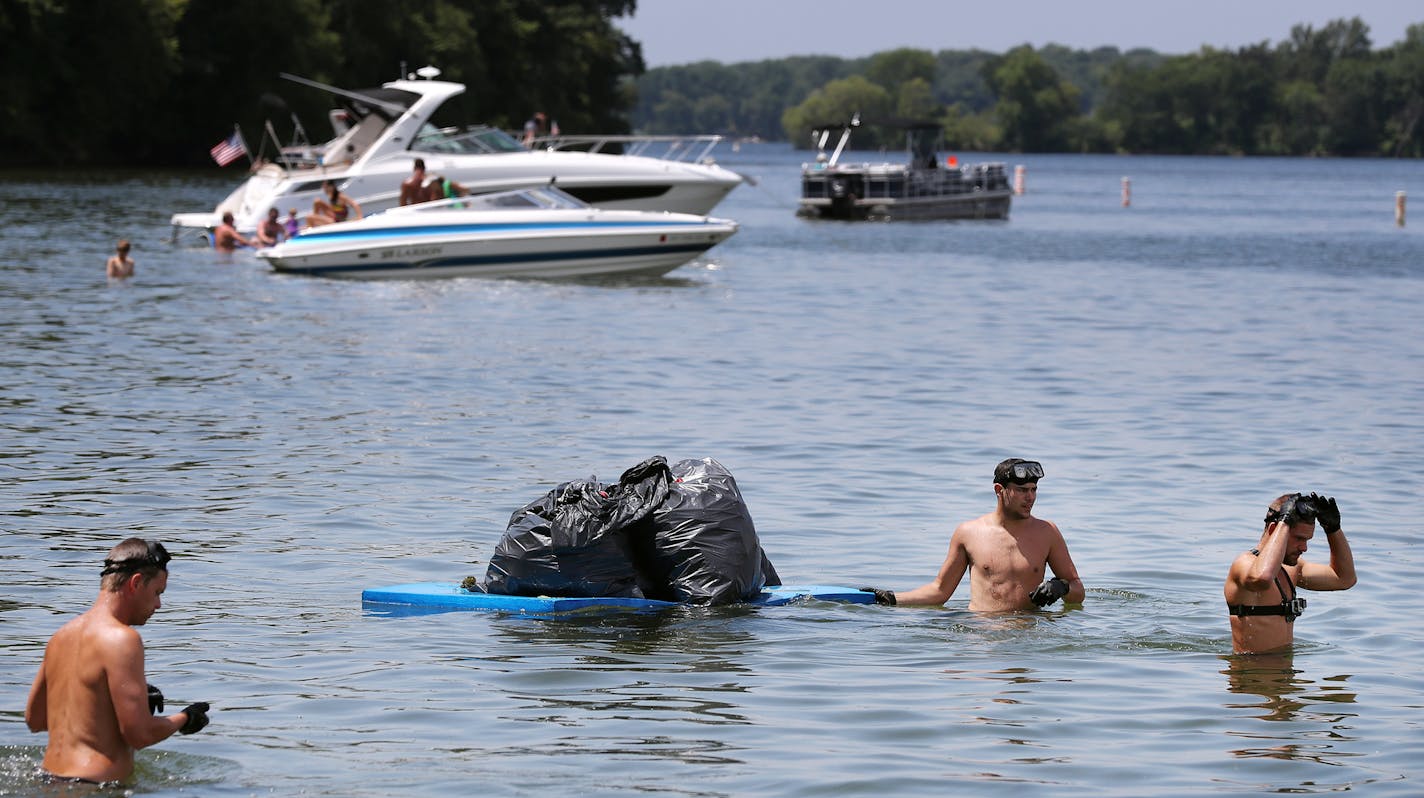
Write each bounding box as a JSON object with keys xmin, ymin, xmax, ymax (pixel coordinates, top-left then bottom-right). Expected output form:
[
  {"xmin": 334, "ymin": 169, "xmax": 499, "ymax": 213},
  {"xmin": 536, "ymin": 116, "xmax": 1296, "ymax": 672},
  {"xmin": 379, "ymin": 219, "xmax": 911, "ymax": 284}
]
[{"xmin": 2, "ymin": 145, "xmax": 1422, "ymax": 796}]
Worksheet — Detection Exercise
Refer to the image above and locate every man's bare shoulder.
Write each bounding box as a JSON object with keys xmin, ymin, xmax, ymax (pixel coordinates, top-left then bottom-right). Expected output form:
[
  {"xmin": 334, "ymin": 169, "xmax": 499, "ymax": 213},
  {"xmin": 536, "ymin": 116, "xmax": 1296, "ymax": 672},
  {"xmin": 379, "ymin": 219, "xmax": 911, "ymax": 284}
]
[
  {"xmin": 68, "ymin": 609, "xmax": 143, "ymax": 654},
  {"xmin": 1032, "ymin": 516, "xmax": 1064, "ymax": 538},
  {"xmin": 952, "ymin": 514, "xmax": 997, "ymax": 541}
]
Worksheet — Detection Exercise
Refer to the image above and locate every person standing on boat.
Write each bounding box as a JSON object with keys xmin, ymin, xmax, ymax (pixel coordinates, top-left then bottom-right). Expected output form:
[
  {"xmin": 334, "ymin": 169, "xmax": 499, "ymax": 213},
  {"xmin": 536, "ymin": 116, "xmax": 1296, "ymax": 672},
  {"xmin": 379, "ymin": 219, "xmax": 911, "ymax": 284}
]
[
  {"xmin": 859, "ymin": 458, "xmax": 1085, "ymax": 611},
  {"xmin": 400, "ymin": 159, "xmax": 428, "ymax": 206},
  {"xmin": 1225, "ymin": 492, "xmax": 1355, "ymax": 654},
  {"xmin": 256, "ymin": 207, "xmax": 285, "ymax": 247},
  {"xmin": 522, "ymin": 111, "xmax": 550, "ymax": 148},
  {"xmin": 213, "ymin": 212, "xmax": 254, "ymax": 252},
  {"xmin": 308, "ymin": 180, "xmax": 361, "ymax": 227},
  {"xmin": 25, "ymin": 539, "xmax": 211, "ymax": 785},
  {"xmin": 105, "ymin": 239, "xmax": 135, "ymax": 279}
]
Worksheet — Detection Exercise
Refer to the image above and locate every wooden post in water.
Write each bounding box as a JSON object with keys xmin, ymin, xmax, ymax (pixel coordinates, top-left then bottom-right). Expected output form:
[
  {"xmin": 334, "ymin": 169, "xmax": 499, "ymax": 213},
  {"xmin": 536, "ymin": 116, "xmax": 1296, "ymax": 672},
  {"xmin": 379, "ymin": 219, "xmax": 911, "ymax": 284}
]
[
  {"xmin": 1397, "ymin": 191, "xmax": 1406, "ymax": 227},
  {"xmin": 1121, "ymin": 177, "xmax": 1131, "ymax": 207},
  {"xmin": 1014, "ymin": 165, "xmax": 1025, "ymax": 195}
]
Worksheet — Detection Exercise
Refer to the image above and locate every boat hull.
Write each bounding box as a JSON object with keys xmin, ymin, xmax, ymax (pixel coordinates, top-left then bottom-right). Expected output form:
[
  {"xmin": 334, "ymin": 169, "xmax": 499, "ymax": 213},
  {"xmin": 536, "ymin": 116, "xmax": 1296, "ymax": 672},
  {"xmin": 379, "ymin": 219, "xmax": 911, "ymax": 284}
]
[
  {"xmin": 257, "ymin": 212, "xmax": 737, "ymax": 280},
  {"xmin": 797, "ymin": 189, "xmax": 1013, "ymax": 221}
]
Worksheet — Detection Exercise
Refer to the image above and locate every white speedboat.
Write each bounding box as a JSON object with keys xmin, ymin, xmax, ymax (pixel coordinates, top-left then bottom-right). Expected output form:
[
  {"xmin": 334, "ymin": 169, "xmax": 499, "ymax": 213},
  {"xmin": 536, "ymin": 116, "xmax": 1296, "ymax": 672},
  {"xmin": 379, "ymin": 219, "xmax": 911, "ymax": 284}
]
[
  {"xmin": 172, "ymin": 74, "xmax": 743, "ymax": 237},
  {"xmin": 255, "ymin": 185, "xmax": 738, "ymax": 280}
]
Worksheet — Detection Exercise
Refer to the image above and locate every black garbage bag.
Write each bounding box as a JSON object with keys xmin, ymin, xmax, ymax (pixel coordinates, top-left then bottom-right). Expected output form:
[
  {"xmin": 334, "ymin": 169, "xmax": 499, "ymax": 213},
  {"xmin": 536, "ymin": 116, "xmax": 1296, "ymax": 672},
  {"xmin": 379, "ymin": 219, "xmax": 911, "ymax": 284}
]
[
  {"xmin": 627, "ymin": 457, "xmax": 781, "ymax": 605},
  {"xmin": 481, "ymin": 456, "xmax": 672, "ymax": 597}
]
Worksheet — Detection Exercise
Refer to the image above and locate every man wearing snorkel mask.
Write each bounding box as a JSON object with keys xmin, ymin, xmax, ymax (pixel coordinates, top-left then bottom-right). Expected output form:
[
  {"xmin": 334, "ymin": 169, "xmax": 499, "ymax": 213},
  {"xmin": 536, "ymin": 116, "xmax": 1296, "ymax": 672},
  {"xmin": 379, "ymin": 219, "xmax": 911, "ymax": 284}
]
[
  {"xmin": 861, "ymin": 458, "xmax": 1085, "ymax": 611},
  {"xmin": 1225, "ymin": 493, "xmax": 1357, "ymax": 654},
  {"xmin": 25, "ymin": 538, "xmax": 211, "ymax": 784}
]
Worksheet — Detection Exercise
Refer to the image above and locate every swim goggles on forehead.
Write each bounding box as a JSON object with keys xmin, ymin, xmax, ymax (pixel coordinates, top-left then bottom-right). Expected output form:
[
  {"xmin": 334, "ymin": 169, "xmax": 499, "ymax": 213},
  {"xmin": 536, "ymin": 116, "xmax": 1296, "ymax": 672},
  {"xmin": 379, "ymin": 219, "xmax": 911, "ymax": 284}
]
[
  {"xmin": 1000, "ymin": 460, "xmax": 1044, "ymax": 483},
  {"xmin": 101, "ymin": 540, "xmax": 172, "ymax": 576},
  {"xmin": 1263, "ymin": 493, "xmax": 1318, "ymax": 525}
]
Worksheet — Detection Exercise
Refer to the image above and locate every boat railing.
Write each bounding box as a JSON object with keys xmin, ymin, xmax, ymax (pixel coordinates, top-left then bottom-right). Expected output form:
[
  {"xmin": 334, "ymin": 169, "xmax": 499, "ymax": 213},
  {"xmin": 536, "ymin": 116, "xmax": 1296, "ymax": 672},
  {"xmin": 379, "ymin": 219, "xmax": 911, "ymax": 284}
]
[
  {"xmin": 528, "ymin": 134, "xmax": 726, "ymax": 164},
  {"xmin": 801, "ymin": 161, "xmax": 1012, "ymax": 201}
]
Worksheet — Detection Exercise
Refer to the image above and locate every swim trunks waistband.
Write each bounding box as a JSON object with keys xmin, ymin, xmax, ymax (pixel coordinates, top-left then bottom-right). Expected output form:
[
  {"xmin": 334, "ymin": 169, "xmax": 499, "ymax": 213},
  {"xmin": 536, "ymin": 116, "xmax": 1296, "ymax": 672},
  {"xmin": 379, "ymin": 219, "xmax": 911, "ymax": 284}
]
[{"xmin": 41, "ymin": 769, "xmax": 106, "ymax": 785}]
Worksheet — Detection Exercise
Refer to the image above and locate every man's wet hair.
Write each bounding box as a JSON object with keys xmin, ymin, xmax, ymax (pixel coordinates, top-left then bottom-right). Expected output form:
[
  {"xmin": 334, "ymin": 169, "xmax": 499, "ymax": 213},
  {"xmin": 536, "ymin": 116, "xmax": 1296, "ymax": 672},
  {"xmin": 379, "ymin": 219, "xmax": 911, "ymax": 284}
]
[{"xmin": 101, "ymin": 538, "xmax": 171, "ymax": 590}]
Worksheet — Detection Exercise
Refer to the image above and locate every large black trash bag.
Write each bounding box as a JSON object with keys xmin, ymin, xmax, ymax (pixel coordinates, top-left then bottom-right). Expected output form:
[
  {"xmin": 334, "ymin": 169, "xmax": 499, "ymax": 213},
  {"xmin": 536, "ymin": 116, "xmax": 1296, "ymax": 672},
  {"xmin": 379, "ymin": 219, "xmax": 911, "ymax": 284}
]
[
  {"xmin": 627, "ymin": 457, "xmax": 781, "ymax": 605},
  {"xmin": 481, "ymin": 457, "xmax": 672, "ymax": 597}
]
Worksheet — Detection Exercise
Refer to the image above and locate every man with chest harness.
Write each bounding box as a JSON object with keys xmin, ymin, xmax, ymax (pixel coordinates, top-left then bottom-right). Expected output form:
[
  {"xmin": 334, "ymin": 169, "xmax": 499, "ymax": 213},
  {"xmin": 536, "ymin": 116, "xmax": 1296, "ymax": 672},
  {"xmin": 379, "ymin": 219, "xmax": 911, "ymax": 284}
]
[{"xmin": 1225, "ymin": 492, "xmax": 1356, "ymax": 653}]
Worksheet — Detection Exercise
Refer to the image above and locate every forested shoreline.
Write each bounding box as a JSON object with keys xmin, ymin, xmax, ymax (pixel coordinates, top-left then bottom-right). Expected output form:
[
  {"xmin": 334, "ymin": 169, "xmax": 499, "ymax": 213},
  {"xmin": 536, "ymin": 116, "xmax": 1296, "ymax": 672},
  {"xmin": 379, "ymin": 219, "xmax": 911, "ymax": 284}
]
[
  {"xmin": 0, "ymin": 0, "xmax": 644, "ymax": 168},
  {"xmin": 2, "ymin": 3, "xmax": 1420, "ymax": 167},
  {"xmin": 638, "ymin": 17, "xmax": 1424, "ymax": 157}
]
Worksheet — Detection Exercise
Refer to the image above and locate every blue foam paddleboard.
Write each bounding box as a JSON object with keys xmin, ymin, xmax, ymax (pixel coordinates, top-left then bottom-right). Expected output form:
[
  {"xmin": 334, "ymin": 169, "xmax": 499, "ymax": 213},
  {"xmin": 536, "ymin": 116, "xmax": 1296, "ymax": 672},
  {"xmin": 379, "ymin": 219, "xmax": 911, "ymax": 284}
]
[{"xmin": 361, "ymin": 582, "xmax": 874, "ymax": 615}]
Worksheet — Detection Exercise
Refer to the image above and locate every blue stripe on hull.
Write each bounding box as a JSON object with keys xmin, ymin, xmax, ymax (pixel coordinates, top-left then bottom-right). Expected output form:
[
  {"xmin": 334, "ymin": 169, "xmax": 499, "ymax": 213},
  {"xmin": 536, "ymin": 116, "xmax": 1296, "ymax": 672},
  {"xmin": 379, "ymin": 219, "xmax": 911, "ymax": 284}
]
[{"xmin": 296, "ymin": 220, "xmax": 705, "ymax": 245}]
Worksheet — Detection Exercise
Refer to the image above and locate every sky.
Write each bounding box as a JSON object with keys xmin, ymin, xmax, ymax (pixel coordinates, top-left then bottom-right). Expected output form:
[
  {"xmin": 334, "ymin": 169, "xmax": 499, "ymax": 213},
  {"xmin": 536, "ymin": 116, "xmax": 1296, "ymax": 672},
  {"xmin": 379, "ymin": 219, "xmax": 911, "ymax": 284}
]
[{"xmin": 617, "ymin": 0, "xmax": 1420, "ymax": 67}]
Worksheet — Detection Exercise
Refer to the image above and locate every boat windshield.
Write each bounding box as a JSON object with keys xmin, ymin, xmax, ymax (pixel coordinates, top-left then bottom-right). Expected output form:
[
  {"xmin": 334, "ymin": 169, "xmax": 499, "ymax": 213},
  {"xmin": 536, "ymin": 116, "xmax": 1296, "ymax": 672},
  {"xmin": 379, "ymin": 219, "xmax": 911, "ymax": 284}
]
[
  {"xmin": 412, "ymin": 124, "xmax": 526, "ymax": 154},
  {"xmin": 410, "ymin": 186, "xmax": 588, "ymax": 212}
]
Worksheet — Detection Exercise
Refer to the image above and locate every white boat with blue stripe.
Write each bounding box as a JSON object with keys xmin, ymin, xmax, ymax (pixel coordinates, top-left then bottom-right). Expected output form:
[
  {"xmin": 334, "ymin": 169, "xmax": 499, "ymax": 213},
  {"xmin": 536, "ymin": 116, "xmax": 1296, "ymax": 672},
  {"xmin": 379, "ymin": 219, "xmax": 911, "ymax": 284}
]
[{"xmin": 256, "ymin": 185, "xmax": 738, "ymax": 280}]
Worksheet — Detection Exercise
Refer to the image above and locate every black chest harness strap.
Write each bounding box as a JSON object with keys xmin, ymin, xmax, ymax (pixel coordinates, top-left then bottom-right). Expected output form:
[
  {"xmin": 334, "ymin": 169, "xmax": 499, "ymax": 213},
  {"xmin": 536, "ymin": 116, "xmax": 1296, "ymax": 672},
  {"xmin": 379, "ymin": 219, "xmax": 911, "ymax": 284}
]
[{"xmin": 1228, "ymin": 549, "xmax": 1306, "ymax": 622}]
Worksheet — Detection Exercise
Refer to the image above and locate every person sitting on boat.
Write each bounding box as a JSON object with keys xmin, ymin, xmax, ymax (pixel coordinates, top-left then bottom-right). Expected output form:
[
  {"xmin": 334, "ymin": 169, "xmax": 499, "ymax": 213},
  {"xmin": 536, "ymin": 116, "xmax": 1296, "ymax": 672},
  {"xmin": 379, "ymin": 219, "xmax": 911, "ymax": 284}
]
[
  {"xmin": 308, "ymin": 181, "xmax": 361, "ymax": 227},
  {"xmin": 213, "ymin": 212, "xmax": 254, "ymax": 252},
  {"xmin": 284, "ymin": 208, "xmax": 302, "ymax": 238},
  {"xmin": 423, "ymin": 175, "xmax": 469, "ymax": 202}
]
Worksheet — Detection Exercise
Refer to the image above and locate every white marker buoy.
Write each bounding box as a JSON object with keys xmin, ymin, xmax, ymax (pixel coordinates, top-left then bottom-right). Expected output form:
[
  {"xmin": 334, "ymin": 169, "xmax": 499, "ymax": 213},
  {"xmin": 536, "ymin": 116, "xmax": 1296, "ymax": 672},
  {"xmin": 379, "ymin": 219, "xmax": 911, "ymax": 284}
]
[{"xmin": 1014, "ymin": 165, "xmax": 1025, "ymax": 195}]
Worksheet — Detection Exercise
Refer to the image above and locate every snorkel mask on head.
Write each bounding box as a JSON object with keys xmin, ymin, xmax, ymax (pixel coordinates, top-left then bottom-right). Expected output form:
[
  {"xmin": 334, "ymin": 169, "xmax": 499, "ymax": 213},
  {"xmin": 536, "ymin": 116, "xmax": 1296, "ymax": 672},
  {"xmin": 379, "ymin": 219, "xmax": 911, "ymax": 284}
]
[
  {"xmin": 1264, "ymin": 493, "xmax": 1318, "ymax": 527},
  {"xmin": 994, "ymin": 459, "xmax": 1044, "ymax": 485},
  {"xmin": 101, "ymin": 540, "xmax": 172, "ymax": 577}
]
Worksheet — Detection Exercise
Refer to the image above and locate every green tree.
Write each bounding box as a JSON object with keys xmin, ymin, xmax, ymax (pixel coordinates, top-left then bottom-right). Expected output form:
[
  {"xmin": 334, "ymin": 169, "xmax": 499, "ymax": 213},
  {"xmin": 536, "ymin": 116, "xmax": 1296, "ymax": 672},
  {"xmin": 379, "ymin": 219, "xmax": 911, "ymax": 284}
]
[
  {"xmin": 0, "ymin": 0, "xmax": 181, "ymax": 165},
  {"xmin": 866, "ymin": 48, "xmax": 936, "ymax": 93},
  {"xmin": 895, "ymin": 77, "xmax": 939, "ymax": 120},
  {"xmin": 1277, "ymin": 17, "xmax": 1372, "ymax": 84},
  {"xmin": 981, "ymin": 45, "xmax": 1081, "ymax": 151},
  {"xmin": 1321, "ymin": 56, "xmax": 1385, "ymax": 154},
  {"xmin": 781, "ymin": 75, "xmax": 892, "ymax": 148},
  {"xmin": 1380, "ymin": 23, "xmax": 1424, "ymax": 156},
  {"xmin": 939, "ymin": 103, "xmax": 1001, "ymax": 151},
  {"xmin": 169, "ymin": 0, "xmax": 339, "ymax": 164}
]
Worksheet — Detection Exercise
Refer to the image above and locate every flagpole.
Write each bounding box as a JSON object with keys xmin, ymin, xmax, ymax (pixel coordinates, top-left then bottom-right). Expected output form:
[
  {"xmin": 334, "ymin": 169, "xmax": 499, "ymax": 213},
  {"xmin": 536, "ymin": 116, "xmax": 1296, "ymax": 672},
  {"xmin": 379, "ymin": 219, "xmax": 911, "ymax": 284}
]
[
  {"xmin": 264, "ymin": 119, "xmax": 285, "ymax": 169},
  {"xmin": 236, "ymin": 124, "xmax": 252, "ymax": 168}
]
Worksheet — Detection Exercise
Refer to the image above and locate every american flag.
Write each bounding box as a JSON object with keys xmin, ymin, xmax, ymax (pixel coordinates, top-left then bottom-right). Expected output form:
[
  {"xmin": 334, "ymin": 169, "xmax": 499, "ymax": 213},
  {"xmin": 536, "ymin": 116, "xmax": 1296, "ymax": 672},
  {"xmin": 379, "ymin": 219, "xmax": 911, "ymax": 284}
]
[{"xmin": 209, "ymin": 130, "xmax": 247, "ymax": 166}]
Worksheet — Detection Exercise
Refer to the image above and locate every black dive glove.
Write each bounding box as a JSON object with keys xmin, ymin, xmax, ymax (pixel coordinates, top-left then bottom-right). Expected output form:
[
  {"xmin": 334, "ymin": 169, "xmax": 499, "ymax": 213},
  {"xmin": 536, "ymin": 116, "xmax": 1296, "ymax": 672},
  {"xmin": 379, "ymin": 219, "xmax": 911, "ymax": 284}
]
[
  {"xmin": 1311, "ymin": 493, "xmax": 1341, "ymax": 534},
  {"xmin": 858, "ymin": 587, "xmax": 897, "ymax": 606},
  {"xmin": 147, "ymin": 683, "xmax": 164, "ymax": 715},
  {"xmin": 179, "ymin": 702, "xmax": 211, "ymax": 735},
  {"xmin": 1268, "ymin": 494, "xmax": 1309, "ymax": 526},
  {"xmin": 1030, "ymin": 577, "xmax": 1069, "ymax": 607}
]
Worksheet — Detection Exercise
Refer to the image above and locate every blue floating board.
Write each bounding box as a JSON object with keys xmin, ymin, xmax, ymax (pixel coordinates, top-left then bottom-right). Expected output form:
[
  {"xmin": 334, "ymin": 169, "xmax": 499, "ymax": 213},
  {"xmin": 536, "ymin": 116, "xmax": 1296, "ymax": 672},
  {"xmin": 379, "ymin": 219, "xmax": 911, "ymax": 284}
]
[{"xmin": 362, "ymin": 582, "xmax": 873, "ymax": 615}]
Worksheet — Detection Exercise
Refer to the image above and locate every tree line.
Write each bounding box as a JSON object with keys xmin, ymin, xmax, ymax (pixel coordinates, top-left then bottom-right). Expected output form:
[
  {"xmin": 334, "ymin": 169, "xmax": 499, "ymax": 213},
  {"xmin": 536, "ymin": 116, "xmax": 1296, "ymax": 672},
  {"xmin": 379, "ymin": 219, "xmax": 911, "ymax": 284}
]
[
  {"xmin": 0, "ymin": 0, "xmax": 644, "ymax": 167},
  {"xmin": 635, "ymin": 17, "xmax": 1424, "ymax": 158},
  {"xmin": 4, "ymin": 5, "xmax": 1419, "ymax": 168}
]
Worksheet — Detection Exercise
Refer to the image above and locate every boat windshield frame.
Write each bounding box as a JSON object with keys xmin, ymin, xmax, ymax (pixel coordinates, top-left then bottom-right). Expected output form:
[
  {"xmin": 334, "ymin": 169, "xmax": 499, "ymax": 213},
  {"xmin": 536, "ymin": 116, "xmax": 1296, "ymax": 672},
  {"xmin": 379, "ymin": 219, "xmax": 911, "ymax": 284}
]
[
  {"xmin": 397, "ymin": 186, "xmax": 589, "ymax": 213},
  {"xmin": 412, "ymin": 124, "xmax": 526, "ymax": 155}
]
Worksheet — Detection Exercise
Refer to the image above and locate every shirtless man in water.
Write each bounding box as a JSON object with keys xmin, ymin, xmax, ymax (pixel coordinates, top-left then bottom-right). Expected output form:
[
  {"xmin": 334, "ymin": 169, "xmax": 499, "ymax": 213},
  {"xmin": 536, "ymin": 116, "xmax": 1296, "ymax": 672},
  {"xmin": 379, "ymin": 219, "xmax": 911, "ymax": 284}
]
[
  {"xmin": 26, "ymin": 538, "xmax": 210, "ymax": 784},
  {"xmin": 213, "ymin": 212, "xmax": 253, "ymax": 252},
  {"xmin": 1225, "ymin": 492, "xmax": 1356, "ymax": 654},
  {"xmin": 861, "ymin": 458, "xmax": 1085, "ymax": 611}
]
